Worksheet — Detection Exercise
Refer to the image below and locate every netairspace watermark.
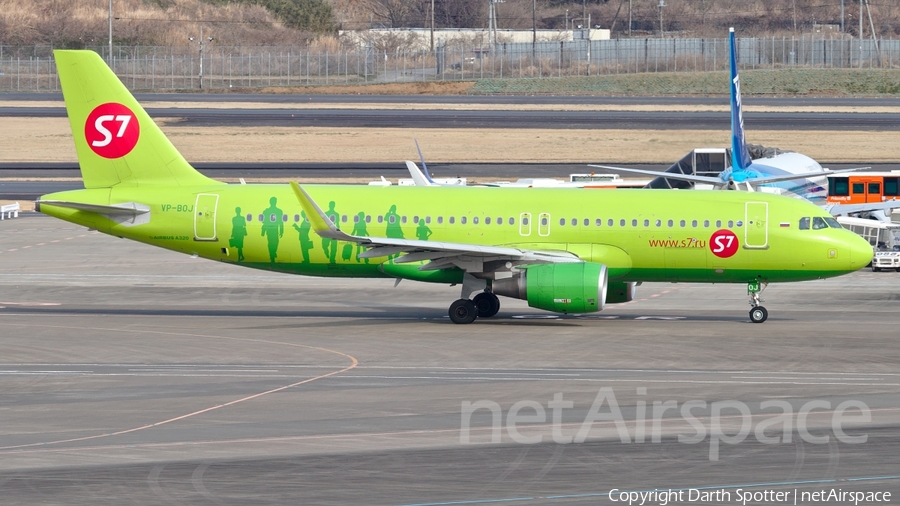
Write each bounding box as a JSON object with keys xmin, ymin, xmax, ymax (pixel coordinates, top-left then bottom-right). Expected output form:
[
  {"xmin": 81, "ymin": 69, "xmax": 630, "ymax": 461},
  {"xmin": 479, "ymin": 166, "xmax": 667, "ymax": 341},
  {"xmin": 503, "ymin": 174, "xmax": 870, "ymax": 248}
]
[
  {"xmin": 608, "ymin": 488, "xmax": 891, "ymax": 505},
  {"xmin": 460, "ymin": 387, "xmax": 872, "ymax": 461}
]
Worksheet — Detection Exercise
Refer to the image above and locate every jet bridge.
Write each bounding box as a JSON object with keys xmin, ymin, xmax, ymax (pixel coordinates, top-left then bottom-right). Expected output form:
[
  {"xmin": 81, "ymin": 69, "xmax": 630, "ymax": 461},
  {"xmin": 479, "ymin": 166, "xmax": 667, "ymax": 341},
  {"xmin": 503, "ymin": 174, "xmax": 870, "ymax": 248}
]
[{"xmin": 646, "ymin": 148, "xmax": 731, "ymax": 189}]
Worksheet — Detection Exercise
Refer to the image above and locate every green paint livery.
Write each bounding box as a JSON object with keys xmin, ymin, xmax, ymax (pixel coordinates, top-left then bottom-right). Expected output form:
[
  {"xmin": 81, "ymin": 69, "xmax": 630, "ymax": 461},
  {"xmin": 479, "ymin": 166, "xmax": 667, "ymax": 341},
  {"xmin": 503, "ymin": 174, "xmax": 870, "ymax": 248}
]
[{"xmin": 37, "ymin": 50, "xmax": 874, "ymax": 323}]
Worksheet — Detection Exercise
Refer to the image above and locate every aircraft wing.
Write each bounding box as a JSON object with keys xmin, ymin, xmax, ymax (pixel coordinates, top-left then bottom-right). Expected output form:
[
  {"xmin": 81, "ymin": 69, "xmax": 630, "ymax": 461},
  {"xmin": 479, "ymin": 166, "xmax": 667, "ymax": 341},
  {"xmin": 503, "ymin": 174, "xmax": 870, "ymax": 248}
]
[
  {"xmin": 587, "ymin": 165, "xmax": 726, "ymax": 186},
  {"xmin": 290, "ymin": 182, "xmax": 579, "ymax": 272},
  {"xmin": 824, "ymin": 200, "xmax": 900, "ymax": 217},
  {"xmin": 747, "ymin": 167, "xmax": 871, "ymax": 186}
]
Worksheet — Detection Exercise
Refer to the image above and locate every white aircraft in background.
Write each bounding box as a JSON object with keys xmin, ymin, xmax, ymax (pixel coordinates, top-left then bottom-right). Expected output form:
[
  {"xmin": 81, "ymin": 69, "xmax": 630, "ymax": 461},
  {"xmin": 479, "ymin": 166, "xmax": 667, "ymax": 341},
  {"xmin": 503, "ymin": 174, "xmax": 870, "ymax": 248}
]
[{"xmin": 589, "ymin": 27, "xmax": 900, "ymax": 219}]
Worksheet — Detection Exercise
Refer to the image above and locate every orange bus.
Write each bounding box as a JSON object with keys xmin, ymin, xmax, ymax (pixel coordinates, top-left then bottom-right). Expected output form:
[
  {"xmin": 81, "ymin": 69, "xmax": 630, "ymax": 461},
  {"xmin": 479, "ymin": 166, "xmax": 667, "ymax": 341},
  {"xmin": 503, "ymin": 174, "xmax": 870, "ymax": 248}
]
[{"xmin": 827, "ymin": 172, "xmax": 900, "ymax": 205}]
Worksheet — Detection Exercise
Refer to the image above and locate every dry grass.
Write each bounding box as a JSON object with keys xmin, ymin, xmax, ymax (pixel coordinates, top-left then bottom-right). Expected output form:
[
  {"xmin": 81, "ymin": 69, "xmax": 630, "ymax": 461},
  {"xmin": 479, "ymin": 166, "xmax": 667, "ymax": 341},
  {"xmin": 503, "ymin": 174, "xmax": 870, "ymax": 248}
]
[
  {"xmin": 0, "ymin": 0, "xmax": 311, "ymax": 46},
  {"xmin": 0, "ymin": 117, "xmax": 897, "ymax": 165}
]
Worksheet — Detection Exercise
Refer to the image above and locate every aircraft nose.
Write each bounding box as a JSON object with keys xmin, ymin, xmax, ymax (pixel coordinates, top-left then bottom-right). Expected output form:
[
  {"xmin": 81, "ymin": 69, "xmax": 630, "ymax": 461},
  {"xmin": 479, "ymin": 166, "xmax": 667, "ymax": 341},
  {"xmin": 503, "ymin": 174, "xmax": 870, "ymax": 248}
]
[{"xmin": 847, "ymin": 233, "xmax": 874, "ymax": 271}]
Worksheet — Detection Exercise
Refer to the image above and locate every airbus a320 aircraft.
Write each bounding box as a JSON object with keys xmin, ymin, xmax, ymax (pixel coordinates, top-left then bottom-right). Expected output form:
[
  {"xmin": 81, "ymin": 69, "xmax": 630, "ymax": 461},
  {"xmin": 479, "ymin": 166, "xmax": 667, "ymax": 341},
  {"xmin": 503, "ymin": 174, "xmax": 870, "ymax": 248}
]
[{"xmin": 37, "ymin": 51, "xmax": 872, "ymax": 324}]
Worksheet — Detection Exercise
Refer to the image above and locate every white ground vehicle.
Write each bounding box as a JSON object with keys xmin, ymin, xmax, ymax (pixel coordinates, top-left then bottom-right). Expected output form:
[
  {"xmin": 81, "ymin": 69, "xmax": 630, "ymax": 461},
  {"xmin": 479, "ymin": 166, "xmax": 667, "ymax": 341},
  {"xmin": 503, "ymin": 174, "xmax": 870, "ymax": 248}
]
[{"xmin": 836, "ymin": 216, "xmax": 900, "ymax": 271}]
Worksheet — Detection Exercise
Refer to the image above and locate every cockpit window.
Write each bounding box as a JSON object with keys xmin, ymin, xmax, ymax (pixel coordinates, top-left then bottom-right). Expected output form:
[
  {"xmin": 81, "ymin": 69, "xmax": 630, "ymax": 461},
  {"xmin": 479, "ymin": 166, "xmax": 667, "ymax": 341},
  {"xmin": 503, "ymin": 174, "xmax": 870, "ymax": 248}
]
[
  {"xmin": 824, "ymin": 217, "xmax": 842, "ymax": 229},
  {"xmin": 799, "ymin": 217, "xmax": 810, "ymax": 230},
  {"xmin": 812, "ymin": 217, "xmax": 828, "ymax": 230}
]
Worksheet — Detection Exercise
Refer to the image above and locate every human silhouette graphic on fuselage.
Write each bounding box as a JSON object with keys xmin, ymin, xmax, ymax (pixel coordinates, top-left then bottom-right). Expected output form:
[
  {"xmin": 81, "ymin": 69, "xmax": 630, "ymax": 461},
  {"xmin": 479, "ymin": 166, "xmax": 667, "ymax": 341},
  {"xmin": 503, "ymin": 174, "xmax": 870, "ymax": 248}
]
[
  {"xmin": 322, "ymin": 201, "xmax": 339, "ymax": 264},
  {"xmin": 350, "ymin": 211, "xmax": 369, "ymax": 263},
  {"xmin": 292, "ymin": 210, "xmax": 314, "ymax": 263},
  {"xmin": 229, "ymin": 207, "xmax": 248, "ymax": 262},
  {"xmin": 260, "ymin": 197, "xmax": 284, "ymax": 263}
]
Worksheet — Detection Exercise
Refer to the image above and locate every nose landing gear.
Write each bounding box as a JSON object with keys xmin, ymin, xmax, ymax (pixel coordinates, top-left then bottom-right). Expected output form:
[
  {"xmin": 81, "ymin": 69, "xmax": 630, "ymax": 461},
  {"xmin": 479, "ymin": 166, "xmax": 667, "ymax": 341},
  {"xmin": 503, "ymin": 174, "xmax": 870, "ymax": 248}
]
[{"xmin": 748, "ymin": 280, "xmax": 768, "ymax": 323}]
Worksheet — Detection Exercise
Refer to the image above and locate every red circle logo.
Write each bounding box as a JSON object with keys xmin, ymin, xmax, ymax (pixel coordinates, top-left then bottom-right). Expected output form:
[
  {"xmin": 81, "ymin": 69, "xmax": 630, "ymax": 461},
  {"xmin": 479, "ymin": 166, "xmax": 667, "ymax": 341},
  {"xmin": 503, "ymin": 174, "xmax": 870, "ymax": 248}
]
[
  {"xmin": 84, "ymin": 103, "xmax": 140, "ymax": 159},
  {"xmin": 709, "ymin": 229, "xmax": 739, "ymax": 258}
]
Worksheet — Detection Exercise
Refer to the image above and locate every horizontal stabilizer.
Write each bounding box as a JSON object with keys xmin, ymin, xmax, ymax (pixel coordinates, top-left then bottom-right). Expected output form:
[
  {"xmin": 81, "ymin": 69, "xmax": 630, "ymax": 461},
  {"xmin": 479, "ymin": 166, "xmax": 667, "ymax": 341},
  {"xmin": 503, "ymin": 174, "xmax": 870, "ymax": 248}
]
[{"xmin": 36, "ymin": 200, "xmax": 149, "ymax": 216}]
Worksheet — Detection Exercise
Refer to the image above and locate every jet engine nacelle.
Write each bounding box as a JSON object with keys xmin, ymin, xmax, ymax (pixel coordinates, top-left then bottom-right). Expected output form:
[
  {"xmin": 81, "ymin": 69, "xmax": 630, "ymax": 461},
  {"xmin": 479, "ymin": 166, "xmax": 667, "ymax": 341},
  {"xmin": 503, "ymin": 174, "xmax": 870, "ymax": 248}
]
[
  {"xmin": 492, "ymin": 262, "xmax": 608, "ymax": 314},
  {"xmin": 606, "ymin": 281, "xmax": 637, "ymax": 304}
]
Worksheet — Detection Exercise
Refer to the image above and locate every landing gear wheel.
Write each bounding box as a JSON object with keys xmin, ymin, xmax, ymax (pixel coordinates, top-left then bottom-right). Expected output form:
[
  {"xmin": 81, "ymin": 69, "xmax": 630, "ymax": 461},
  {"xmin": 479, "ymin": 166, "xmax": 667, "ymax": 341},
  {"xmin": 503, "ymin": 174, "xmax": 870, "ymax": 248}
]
[
  {"xmin": 749, "ymin": 306, "xmax": 768, "ymax": 323},
  {"xmin": 449, "ymin": 299, "xmax": 478, "ymax": 324},
  {"xmin": 473, "ymin": 292, "xmax": 501, "ymax": 318},
  {"xmin": 873, "ymin": 266, "xmax": 880, "ymax": 272}
]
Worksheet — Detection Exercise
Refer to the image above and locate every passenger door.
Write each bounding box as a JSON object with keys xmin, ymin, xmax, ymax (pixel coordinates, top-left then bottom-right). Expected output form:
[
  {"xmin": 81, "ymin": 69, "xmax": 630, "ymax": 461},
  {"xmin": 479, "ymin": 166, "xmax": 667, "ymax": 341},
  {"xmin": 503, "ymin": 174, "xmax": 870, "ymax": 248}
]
[
  {"xmin": 194, "ymin": 193, "xmax": 219, "ymax": 241},
  {"xmin": 744, "ymin": 202, "xmax": 768, "ymax": 249}
]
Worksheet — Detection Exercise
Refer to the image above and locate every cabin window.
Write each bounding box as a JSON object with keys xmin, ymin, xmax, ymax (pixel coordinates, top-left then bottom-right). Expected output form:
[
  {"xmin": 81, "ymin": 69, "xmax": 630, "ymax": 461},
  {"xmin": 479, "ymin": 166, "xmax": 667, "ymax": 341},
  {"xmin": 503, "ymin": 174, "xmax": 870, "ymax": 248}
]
[
  {"xmin": 884, "ymin": 178, "xmax": 899, "ymax": 196},
  {"xmin": 413, "ymin": 215, "xmax": 419, "ymax": 223},
  {"xmin": 473, "ymin": 217, "xmax": 479, "ymax": 224},
  {"xmin": 378, "ymin": 215, "xmax": 384, "ymax": 223},
  {"xmin": 541, "ymin": 217, "xmax": 548, "ymax": 226},
  {"xmin": 727, "ymin": 220, "xmax": 734, "ymax": 228},
  {"xmin": 294, "ymin": 214, "xmax": 300, "ymax": 223},
  {"xmin": 644, "ymin": 219, "xmax": 650, "ymax": 227},
  {"xmin": 582, "ymin": 218, "xmax": 589, "ymax": 226},
  {"xmin": 270, "ymin": 214, "xmax": 277, "ymax": 222},
  {"xmin": 437, "ymin": 216, "xmax": 443, "ymax": 224},
  {"xmin": 679, "ymin": 220, "xmax": 686, "ymax": 227},
  {"xmin": 799, "ymin": 217, "xmax": 810, "ymax": 230},
  {"xmin": 596, "ymin": 219, "xmax": 603, "ymax": 226},
  {"xmin": 572, "ymin": 218, "xmax": 578, "ymax": 226},
  {"xmin": 484, "ymin": 217, "xmax": 491, "ymax": 225},
  {"xmin": 449, "ymin": 217, "xmax": 455, "ymax": 224},
  {"xmin": 608, "ymin": 219, "xmax": 614, "ymax": 227},
  {"xmin": 736, "ymin": 220, "xmax": 743, "ymax": 227},
  {"xmin": 401, "ymin": 216, "xmax": 408, "ymax": 224},
  {"xmin": 716, "ymin": 220, "xmax": 722, "ymax": 228},
  {"xmin": 690, "ymin": 220, "xmax": 696, "ymax": 228},
  {"xmin": 388, "ymin": 215, "xmax": 395, "ymax": 224},
  {"xmin": 258, "ymin": 214, "xmax": 264, "ymax": 222},
  {"xmin": 461, "ymin": 217, "xmax": 468, "ymax": 224},
  {"xmin": 812, "ymin": 217, "xmax": 828, "ymax": 229},
  {"xmin": 703, "ymin": 219, "xmax": 710, "ymax": 228},
  {"xmin": 655, "ymin": 219, "xmax": 662, "ymax": 227},
  {"xmin": 620, "ymin": 219, "xmax": 626, "ymax": 227},
  {"xmin": 559, "ymin": 218, "xmax": 566, "ymax": 226},
  {"xmin": 852, "ymin": 183, "xmax": 865, "ymax": 194},
  {"xmin": 667, "ymin": 219, "xmax": 674, "ymax": 227},
  {"xmin": 521, "ymin": 217, "xmax": 528, "ymax": 225},
  {"xmin": 426, "ymin": 216, "xmax": 432, "ymax": 224},
  {"xmin": 353, "ymin": 214, "xmax": 360, "ymax": 223},
  {"xmin": 366, "ymin": 215, "xmax": 371, "ymax": 223},
  {"xmin": 283, "ymin": 214, "xmax": 289, "ymax": 222},
  {"xmin": 247, "ymin": 214, "xmax": 254, "ymax": 222}
]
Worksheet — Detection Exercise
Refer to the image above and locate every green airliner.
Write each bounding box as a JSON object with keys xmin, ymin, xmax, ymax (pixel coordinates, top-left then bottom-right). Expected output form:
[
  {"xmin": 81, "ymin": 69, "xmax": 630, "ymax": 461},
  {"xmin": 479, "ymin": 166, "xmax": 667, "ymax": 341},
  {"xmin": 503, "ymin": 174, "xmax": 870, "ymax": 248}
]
[{"xmin": 37, "ymin": 50, "xmax": 872, "ymax": 324}]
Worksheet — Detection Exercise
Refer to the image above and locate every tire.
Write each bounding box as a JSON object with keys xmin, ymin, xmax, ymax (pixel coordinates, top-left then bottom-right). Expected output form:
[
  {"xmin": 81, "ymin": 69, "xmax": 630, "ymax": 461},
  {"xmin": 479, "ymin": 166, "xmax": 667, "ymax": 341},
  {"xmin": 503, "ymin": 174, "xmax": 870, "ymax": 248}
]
[
  {"xmin": 449, "ymin": 299, "xmax": 478, "ymax": 324},
  {"xmin": 473, "ymin": 292, "xmax": 501, "ymax": 318},
  {"xmin": 873, "ymin": 267, "xmax": 880, "ymax": 272},
  {"xmin": 749, "ymin": 306, "xmax": 768, "ymax": 323}
]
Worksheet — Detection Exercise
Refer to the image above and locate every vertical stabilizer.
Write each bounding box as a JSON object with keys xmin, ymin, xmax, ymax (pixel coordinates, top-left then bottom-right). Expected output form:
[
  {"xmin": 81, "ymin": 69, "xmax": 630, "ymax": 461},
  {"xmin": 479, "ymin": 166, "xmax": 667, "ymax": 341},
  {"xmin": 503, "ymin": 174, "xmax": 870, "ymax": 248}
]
[
  {"xmin": 729, "ymin": 28, "xmax": 753, "ymax": 172},
  {"xmin": 54, "ymin": 50, "xmax": 218, "ymax": 189}
]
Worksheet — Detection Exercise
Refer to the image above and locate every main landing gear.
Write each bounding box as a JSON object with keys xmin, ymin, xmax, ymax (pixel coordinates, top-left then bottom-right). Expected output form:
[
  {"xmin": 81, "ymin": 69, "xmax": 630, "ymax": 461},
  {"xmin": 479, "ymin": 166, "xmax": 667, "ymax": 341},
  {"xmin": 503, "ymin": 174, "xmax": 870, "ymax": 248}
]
[
  {"xmin": 747, "ymin": 280, "xmax": 768, "ymax": 323},
  {"xmin": 449, "ymin": 291, "xmax": 500, "ymax": 324}
]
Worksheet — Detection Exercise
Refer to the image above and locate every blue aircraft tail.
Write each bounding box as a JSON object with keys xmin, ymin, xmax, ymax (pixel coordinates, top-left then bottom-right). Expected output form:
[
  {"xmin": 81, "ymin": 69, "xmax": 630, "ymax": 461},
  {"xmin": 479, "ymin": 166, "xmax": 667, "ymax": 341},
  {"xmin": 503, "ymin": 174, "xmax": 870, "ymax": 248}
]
[{"xmin": 729, "ymin": 27, "xmax": 753, "ymax": 172}]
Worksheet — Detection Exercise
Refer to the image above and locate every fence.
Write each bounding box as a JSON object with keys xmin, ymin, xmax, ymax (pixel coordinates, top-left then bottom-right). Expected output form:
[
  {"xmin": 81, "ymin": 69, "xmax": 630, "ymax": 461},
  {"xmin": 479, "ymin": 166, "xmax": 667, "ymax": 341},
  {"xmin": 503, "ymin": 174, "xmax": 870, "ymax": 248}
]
[{"xmin": 1, "ymin": 36, "xmax": 897, "ymax": 92}]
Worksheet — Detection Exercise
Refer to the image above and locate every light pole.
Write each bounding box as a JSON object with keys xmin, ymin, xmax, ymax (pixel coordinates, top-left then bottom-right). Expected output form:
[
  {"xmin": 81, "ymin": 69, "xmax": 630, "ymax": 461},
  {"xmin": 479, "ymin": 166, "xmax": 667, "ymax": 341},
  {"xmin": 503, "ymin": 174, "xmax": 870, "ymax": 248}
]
[
  {"xmin": 108, "ymin": 0, "xmax": 113, "ymax": 62},
  {"xmin": 189, "ymin": 26, "xmax": 213, "ymax": 89}
]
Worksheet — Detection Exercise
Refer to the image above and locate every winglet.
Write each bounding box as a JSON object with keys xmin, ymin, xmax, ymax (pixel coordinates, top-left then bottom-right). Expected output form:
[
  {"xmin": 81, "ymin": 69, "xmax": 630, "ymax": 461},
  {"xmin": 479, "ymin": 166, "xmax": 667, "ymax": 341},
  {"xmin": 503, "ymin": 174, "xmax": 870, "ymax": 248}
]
[
  {"xmin": 289, "ymin": 182, "xmax": 355, "ymax": 241},
  {"xmin": 405, "ymin": 161, "xmax": 435, "ymax": 186},
  {"xmin": 729, "ymin": 27, "xmax": 752, "ymax": 172}
]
